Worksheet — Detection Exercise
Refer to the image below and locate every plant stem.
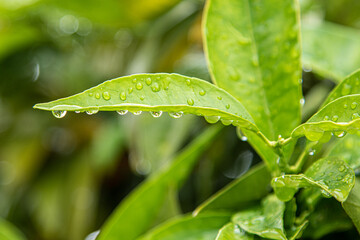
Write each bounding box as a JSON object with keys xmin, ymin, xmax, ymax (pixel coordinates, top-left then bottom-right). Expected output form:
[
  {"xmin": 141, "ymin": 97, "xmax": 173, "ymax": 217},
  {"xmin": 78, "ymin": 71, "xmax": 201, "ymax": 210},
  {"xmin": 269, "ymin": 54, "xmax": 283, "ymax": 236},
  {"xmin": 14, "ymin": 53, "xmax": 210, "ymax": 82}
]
[{"xmin": 288, "ymin": 141, "xmax": 318, "ymax": 173}]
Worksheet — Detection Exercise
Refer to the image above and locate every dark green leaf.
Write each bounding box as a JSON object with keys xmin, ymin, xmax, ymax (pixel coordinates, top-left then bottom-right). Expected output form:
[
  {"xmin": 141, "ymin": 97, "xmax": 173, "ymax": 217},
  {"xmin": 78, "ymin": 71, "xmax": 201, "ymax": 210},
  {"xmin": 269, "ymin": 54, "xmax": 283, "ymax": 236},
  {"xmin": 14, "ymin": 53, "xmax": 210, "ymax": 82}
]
[
  {"xmin": 97, "ymin": 125, "xmax": 222, "ymax": 240},
  {"xmin": 342, "ymin": 178, "xmax": 360, "ymax": 234},
  {"xmin": 34, "ymin": 73, "xmax": 257, "ymax": 130},
  {"xmin": 215, "ymin": 223, "xmax": 254, "ymax": 240},
  {"xmin": 194, "ymin": 164, "xmax": 271, "ymax": 215},
  {"xmin": 232, "ymin": 195, "xmax": 286, "ymax": 240},
  {"xmin": 272, "ymin": 157, "xmax": 355, "ymax": 202},
  {"xmin": 138, "ymin": 213, "xmax": 231, "ymax": 240},
  {"xmin": 302, "ymin": 22, "xmax": 360, "ymax": 82}
]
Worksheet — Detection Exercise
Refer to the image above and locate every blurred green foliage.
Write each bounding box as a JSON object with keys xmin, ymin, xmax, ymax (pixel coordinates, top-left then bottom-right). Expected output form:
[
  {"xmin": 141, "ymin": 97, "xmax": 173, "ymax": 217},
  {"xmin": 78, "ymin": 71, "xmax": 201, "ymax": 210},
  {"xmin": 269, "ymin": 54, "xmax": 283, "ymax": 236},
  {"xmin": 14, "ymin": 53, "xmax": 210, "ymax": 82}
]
[{"xmin": 1, "ymin": 0, "xmax": 360, "ymax": 239}]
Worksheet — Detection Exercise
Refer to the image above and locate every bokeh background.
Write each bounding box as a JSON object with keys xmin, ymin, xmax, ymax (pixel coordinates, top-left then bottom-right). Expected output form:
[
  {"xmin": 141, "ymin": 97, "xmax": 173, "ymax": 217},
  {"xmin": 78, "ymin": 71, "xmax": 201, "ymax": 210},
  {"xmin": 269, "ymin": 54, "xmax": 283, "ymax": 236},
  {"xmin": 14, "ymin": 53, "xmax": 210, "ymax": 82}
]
[{"xmin": 1, "ymin": 0, "xmax": 360, "ymax": 239}]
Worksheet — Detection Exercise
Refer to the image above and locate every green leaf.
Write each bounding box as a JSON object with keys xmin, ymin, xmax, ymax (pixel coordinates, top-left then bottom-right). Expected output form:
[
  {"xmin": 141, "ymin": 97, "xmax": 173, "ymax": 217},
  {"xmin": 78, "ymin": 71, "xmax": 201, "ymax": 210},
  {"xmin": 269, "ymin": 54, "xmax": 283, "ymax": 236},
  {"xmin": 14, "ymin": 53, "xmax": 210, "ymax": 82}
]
[
  {"xmin": 342, "ymin": 178, "xmax": 360, "ymax": 234},
  {"xmin": 215, "ymin": 223, "xmax": 254, "ymax": 240},
  {"xmin": 97, "ymin": 125, "xmax": 222, "ymax": 240},
  {"xmin": 302, "ymin": 22, "xmax": 360, "ymax": 82},
  {"xmin": 203, "ymin": 0, "xmax": 302, "ymax": 140},
  {"xmin": 326, "ymin": 134, "xmax": 360, "ymax": 170},
  {"xmin": 272, "ymin": 157, "xmax": 355, "ymax": 202},
  {"xmin": 322, "ymin": 69, "xmax": 360, "ymax": 106},
  {"xmin": 138, "ymin": 213, "xmax": 231, "ymax": 240},
  {"xmin": 232, "ymin": 195, "xmax": 286, "ymax": 240},
  {"xmin": 292, "ymin": 94, "xmax": 360, "ymax": 141},
  {"xmin": 34, "ymin": 73, "xmax": 257, "ymax": 130},
  {"xmin": 194, "ymin": 164, "xmax": 271, "ymax": 215},
  {"xmin": 0, "ymin": 219, "xmax": 26, "ymax": 240},
  {"xmin": 287, "ymin": 221, "xmax": 308, "ymax": 240}
]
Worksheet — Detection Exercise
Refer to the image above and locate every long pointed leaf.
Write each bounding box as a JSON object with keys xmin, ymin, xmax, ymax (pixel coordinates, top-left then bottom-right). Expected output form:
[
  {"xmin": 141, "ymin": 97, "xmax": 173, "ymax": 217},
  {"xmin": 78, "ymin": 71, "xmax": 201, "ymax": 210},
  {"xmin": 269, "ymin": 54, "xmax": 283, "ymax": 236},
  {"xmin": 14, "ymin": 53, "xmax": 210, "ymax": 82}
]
[
  {"xmin": 203, "ymin": 0, "xmax": 302, "ymax": 140},
  {"xmin": 342, "ymin": 178, "xmax": 360, "ymax": 234},
  {"xmin": 97, "ymin": 125, "xmax": 222, "ymax": 240},
  {"xmin": 34, "ymin": 73, "xmax": 257, "ymax": 130}
]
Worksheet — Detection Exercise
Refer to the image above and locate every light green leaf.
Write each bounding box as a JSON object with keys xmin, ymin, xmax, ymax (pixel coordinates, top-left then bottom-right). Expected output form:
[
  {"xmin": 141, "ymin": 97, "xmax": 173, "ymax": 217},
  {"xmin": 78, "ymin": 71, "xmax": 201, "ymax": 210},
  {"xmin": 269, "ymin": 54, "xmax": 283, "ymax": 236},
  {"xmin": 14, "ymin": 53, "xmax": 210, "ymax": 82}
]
[
  {"xmin": 292, "ymin": 94, "xmax": 360, "ymax": 141},
  {"xmin": 302, "ymin": 22, "xmax": 360, "ymax": 82},
  {"xmin": 203, "ymin": 0, "xmax": 302, "ymax": 140},
  {"xmin": 272, "ymin": 157, "xmax": 355, "ymax": 202},
  {"xmin": 326, "ymin": 134, "xmax": 360, "ymax": 170},
  {"xmin": 194, "ymin": 164, "xmax": 271, "ymax": 215},
  {"xmin": 97, "ymin": 125, "xmax": 222, "ymax": 240},
  {"xmin": 0, "ymin": 219, "xmax": 26, "ymax": 240},
  {"xmin": 342, "ymin": 178, "xmax": 360, "ymax": 234},
  {"xmin": 323, "ymin": 69, "xmax": 360, "ymax": 106},
  {"xmin": 232, "ymin": 195, "xmax": 286, "ymax": 240},
  {"xmin": 138, "ymin": 213, "xmax": 231, "ymax": 240},
  {"xmin": 215, "ymin": 223, "xmax": 254, "ymax": 240},
  {"xmin": 287, "ymin": 221, "xmax": 308, "ymax": 240},
  {"xmin": 34, "ymin": 73, "xmax": 257, "ymax": 130}
]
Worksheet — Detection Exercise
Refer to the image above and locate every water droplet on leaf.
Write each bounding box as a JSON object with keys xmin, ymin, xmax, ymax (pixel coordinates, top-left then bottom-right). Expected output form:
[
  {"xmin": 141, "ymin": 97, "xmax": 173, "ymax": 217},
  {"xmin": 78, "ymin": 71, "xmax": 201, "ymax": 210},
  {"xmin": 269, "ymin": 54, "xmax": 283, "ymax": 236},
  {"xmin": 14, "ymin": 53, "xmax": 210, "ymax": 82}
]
[
  {"xmin": 187, "ymin": 98, "xmax": 194, "ymax": 106},
  {"xmin": 237, "ymin": 128, "xmax": 247, "ymax": 141},
  {"xmin": 151, "ymin": 82, "xmax": 160, "ymax": 92},
  {"xmin": 150, "ymin": 111, "xmax": 162, "ymax": 118},
  {"xmin": 52, "ymin": 110, "xmax": 67, "ymax": 118},
  {"xmin": 86, "ymin": 109, "xmax": 99, "ymax": 115},
  {"xmin": 204, "ymin": 115, "xmax": 220, "ymax": 124},
  {"xmin": 95, "ymin": 93, "xmax": 100, "ymax": 99},
  {"xmin": 332, "ymin": 115, "xmax": 339, "ymax": 122},
  {"xmin": 136, "ymin": 82, "xmax": 143, "ymax": 90},
  {"xmin": 120, "ymin": 91, "xmax": 127, "ymax": 101},
  {"xmin": 220, "ymin": 119, "xmax": 233, "ymax": 126},
  {"xmin": 169, "ymin": 112, "xmax": 183, "ymax": 119},
  {"xmin": 102, "ymin": 91, "xmax": 111, "ymax": 100},
  {"xmin": 186, "ymin": 79, "xmax": 191, "ymax": 86},
  {"xmin": 132, "ymin": 111, "xmax": 142, "ymax": 115},
  {"xmin": 199, "ymin": 90, "xmax": 206, "ymax": 96},
  {"xmin": 117, "ymin": 110, "xmax": 128, "ymax": 115},
  {"xmin": 145, "ymin": 78, "xmax": 152, "ymax": 85}
]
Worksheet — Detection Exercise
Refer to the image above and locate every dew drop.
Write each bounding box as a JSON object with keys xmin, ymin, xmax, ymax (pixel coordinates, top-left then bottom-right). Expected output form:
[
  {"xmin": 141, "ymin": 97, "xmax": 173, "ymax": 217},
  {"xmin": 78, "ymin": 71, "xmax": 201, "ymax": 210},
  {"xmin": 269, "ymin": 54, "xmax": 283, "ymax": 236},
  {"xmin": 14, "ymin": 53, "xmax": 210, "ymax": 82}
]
[
  {"xmin": 204, "ymin": 115, "xmax": 220, "ymax": 124},
  {"xmin": 95, "ymin": 93, "xmax": 100, "ymax": 99},
  {"xmin": 220, "ymin": 119, "xmax": 233, "ymax": 126},
  {"xmin": 225, "ymin": 104, "xmax": 230, "ymax": 109},
  {"xmin": 351, "ymin": 102, "xmax": 358, "ymax": 110},
  {"xmin": 132, "ymin": 111, "xmax": 142, "ymax": 115},
  {"xmin": 338, "ymin": 165, "xmax": 345, "ymax": 172},
  {"xmin": 352, "ymin": 113, "xmax": 360, "ymax": 120},
  {"xmin": 150, "ymin": 111, "xmax": 162, "ymax": 118},
  {"xmin": 151, "ymin": 82, "xmax": 160, "ymax": 92},
  {"xmin": 86, "ymin": 109, "xmax": 99, "ymax": 115},
  {"xmin": 187, "ymin": 98, "xmax": 194, "ymax": 106},
  {"xmin": 308, "ymin": 149, "xmax": 315, "ymax": 156},
  {"xmin": 334, "ymin": 131, "xmax": 346, "ymax": 138},
  {"xmin": 341, "ymin": 84, "xmax": 351, "ymax": 95},
  {"xmin": 136, "ymin": 82, "xmax": 143, "ymax": 90},
  {"xmin": 323, "ymin": 116, "xmax": 330, "ymax": 121},
  {"xmin": 199, "ymin": 90, "xmax": 206, "ymax": 96},
  {"xmin": 52, "ymin": 110, "xmax": 67, "ymax": 118},
  {"xmin": 344, "ymin": 104, "xmax": 348, "ymax": 109},
  {"xmin": 128, "ymin": 87, "xmax": 133, "ymax": 94},
  {"xmin": 145, "ymin": 77, "xmax": 152, "ymax": 85},
  {"xmin": 300, "ymin": 98, "xmax": 305, "ymax": 106},
  {"xmin": 75, "ymin": 111, "xmax": 80, "ymax": 113},
  {"xmin": 169, "ymin": 112, "xmax": 183, "ymax": 119},
  {"xmin": 186, "ymin": 79, "xmax": 191, "ymax": 86},
  {"xmin": 332, "ymin": 115, "xmax": 339, "ymax": 122},
  {"xmin": 102, "ymin": 91, "xmax": 111, "ymax": 100},
  {"xmin": 140, "ymin": 95, "xmax": 145, "ymax": 101},
  {"xmin": 89, "ymin": 92, "xmax": 93, "ymax": 97},
  {"xmin": 217, "ymin": 96, "xmax": 222, "ymax": 100},
  {"xmin": 321, "ymin": 189, "xmax": 332, "ymax": 198},
  {"xmin": 237, "ymin": 128, "xmax": 247, "ymax": 141},
  {"xmin": 117, "ymin": 110, "xmax": 128, "ymax": 115},
  {"xmin": 132, "ymin": 78, "xmax": 137, "ymax": 83},
  {"xmin": 120, "ymin": 91, "xmax": 127, "ymax": 101}
]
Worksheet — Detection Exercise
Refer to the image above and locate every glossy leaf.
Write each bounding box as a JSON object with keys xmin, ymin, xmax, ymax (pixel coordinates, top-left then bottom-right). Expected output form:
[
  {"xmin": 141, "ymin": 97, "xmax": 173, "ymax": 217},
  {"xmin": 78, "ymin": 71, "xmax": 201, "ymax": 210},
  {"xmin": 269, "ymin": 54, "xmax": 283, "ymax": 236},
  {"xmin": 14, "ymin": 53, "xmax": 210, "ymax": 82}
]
[
  {"xmin": 203, "ymin": 0, "xmax": 302, "ymax": 140},
  {"xmin": 302, "ymin": 22, "xmax": 360, "ymax": 82},
  {"xmin": 291, "ymin": 94, "xmax": 360, "ymax": 141},
  {"xmin": 322, "ymin": 69, "xmax": 360, "ymax": 106},
  {"xmin": 232, "ymin": 195, "xmax": 286, "ymax": 240},
  {"xmin": 138, "ymin": 213, "xmax": 231, "ymax": 240},
  {"xmin": 97, "ymin": 125, "xmax": 222, "ymax": 240},
  {"xmin": 326, "ymin": 134, "xmax": 360, "ymax": 170},
  {"xmin": 194, "ymin": 164, "xmax": 271, "ymax": 215},
  {"xmin": 272, "ymin": 157, "xmax": 355, "ymax": 202},
  {"xmin": 287, "ymin": 221, "xmax": 308, "ymax": 240},
  {"xmin": 34, "ymin": 73, "xmax": 257, "ymax": 130},
  {"xmin": 342, "ymin": 178, "xmax": 360, "ymax": 233},
  {"xmin": 215, "ymin": 223, "xmax": 254, "ymax": 240},
  {"xmin": 0, "ymin": 219, "xmax": 26, "ymax": 240}
]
